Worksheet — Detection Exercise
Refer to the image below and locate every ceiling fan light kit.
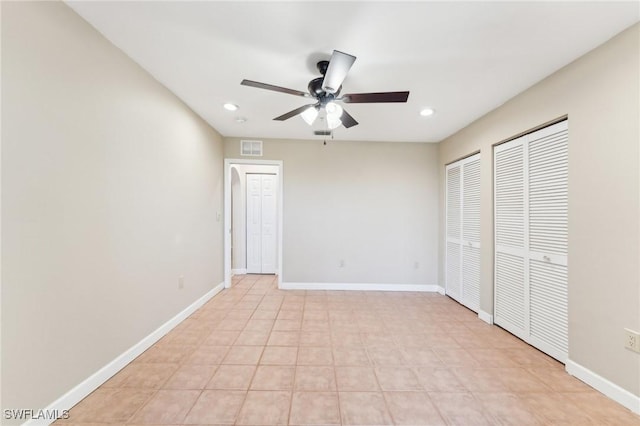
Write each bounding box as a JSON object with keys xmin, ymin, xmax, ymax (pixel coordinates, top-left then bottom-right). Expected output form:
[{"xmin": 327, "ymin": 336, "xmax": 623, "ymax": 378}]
[
  {"xmin": 325, "ymin": 109, "xmax": 343, "ymax": 131},
  {"xmin": 300, "ymin": 105, "xmax": 319, "ymax": 126},
  {"xmin": 241, "ymin": 50, "xmax": 410, "ymax": 132}
]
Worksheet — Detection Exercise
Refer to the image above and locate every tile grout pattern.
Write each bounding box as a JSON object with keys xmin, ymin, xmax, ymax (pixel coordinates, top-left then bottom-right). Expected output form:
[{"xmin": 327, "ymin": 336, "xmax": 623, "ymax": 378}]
[{"xmin": 56, "ymin": 274, "xmax": 640, "ymax": 425}]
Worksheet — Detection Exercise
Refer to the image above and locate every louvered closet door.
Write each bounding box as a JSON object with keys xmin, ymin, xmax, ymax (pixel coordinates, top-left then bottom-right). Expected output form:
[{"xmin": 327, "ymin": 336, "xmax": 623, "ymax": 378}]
[
  {"xmin": 494, "ymin": 140, "xmax": 527, "ymax": 338},
  {"xmin": 446, "ymin": 164, "xmax": 462, "ymax": 302},
  {"xmin": 461, "ymin": 156, "xmax": 481, "ymax": 312},
  {"xmin": 527, "ymin": 122, "xmax": 568, "ymax": 361},
  {"xmin": 494, "ymin": 120, "xmax": 568, "ymax": 363},
  {"xmin": 446, "ymin": 153, "xmax": 481, "ymax": 312}
]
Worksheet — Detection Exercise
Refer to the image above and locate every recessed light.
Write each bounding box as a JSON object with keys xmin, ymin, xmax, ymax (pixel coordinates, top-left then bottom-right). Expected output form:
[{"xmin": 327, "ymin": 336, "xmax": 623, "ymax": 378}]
[
  {"xmin": 420, "ymin": 108, "xmax": 435, "ymax": 117},
  {"xmin": 223, "ymin": 103, "xmax": 239, "ymax": 111}
]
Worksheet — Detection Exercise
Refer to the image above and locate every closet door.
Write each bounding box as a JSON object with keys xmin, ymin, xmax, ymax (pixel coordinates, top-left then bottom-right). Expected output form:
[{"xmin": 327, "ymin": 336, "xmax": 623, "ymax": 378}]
[
  {"xmin": 446, "ymin": 153, "xmax": 481, "ymax": 312},
  {"xmin": 461, "ymin": 156, "xmax": 481, "ymax": 312},
  {"xmin": 494, "ymin": 140, "xmax": 527, "ymax": 338},
  {"xmin": 445, "ymin": 164, "xmax": 462, "ymax": 302},
  {"xmin": 260, "ymin": 175, "xmax": 277, "ymax": 274},
  {"xmin": 246, "ymin": 174, "xmax": 263, "ymax": 274},
  {"xmin": 527, "ymin": 122, "xmax": 569, "ymax": 361},
  {"xmin": 494, "ymin": 120, "xmax": 568, "ymax": 362},
  {"xmin": 246, "ymin": 174, "xmax": 277, "ymax": 274}
]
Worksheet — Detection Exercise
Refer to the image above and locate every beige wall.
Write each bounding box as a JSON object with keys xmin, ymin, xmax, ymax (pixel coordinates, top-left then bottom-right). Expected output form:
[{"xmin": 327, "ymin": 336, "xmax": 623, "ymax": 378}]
[
  {"xmin": 438, "ymin": 24, "xmax": 640, "ymax": 395},
  {"xmin": 225, "ymin": 138, "xmax": 440, "ymax": 285},
  {"xmin": 1, "ymin": 1, "xmax": 224, "ymax": 413}
]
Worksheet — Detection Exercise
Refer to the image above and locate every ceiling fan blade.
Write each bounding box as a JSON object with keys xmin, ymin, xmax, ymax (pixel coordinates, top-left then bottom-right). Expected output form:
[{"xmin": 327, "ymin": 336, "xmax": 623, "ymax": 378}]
[
  {"xmin": 322, "ymin": 50, "xmax": 356, "ymax": 94},
  {"xmin": 241, "ymin": 79, "xmax": 309, "ymax": 97},
  {"xmin": 273, "ymin": 104, "xmax": 316, "ymax": 121},
  {"xmin": 342, "ymin": 91, "xmax": 410, "ymax": 103},
  {"xmin": 340, "ymin": 109, "xmax": 359, "ymax": 128}
]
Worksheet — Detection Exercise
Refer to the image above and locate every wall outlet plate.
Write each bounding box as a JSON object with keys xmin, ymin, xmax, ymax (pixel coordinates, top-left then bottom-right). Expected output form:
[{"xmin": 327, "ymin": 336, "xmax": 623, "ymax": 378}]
[{"xmin": 624, "ymin": 328, "xmax": 640, "ymax": 353}]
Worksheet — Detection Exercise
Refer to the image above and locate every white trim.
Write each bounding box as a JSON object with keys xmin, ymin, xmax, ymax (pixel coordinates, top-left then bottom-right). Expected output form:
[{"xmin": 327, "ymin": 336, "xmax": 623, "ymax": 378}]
[
  {"xmin": 23, "ymin": 282, "xmax": 224, "ymax": 426},
  {"xmin": 280, "ymin": 282, "xmax": 442, "ymax": 293},
  {"xmin": 437, "ymin": 286, "xmax": 446, "ymax": 295},
  {"xmin": 224, "ymin": 159, "xmax": 283, "ymax": 289},
  {"xmin": 231, "ymin": 268, "xmax": 247, "ymax": 276},
  {"xmin": 566, "ymin": 359, "xmax": 640, "ymax": 414},
  {"xmin": 478, "ymin": 310, "xmax": 494, "ymax": 325}
]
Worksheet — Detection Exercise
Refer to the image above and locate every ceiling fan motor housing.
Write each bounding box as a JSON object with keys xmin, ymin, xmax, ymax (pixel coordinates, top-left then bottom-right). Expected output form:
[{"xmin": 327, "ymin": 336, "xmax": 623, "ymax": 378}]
[
  {"xmin": 317, "ymin": 60, "xmax": 329, "ymax": 75},
  {"xmin": 308, "ymin": 77, "xmax": 324, "ymax": 97},
  {"xmin": 308, "ymin": 73, "xmax": 340, "ymax": 103}
]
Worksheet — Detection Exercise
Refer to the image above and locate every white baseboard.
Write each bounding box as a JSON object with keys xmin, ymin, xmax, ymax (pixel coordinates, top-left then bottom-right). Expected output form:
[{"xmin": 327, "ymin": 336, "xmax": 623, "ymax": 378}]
[
  {"xmin": 566, "ymin": 359, "xmax": 640, "ymax": 414},
  {"xmin": 436, "ymin": 286, "xmax": 446, "ymax": 295},
  {"xmin": 24, "ymin": 282, "xmax": 225, "ymax": 426},
  {"xmin": 478, "ymin": 310, "xmax": 494, "ymax": 325},
  {"xmin": 231, "ymin": 268, "xmax": 247, "ymax": 276},
  {"xmin": 280, "ymin": 282, "xmax": 441, "ymax": 292}
]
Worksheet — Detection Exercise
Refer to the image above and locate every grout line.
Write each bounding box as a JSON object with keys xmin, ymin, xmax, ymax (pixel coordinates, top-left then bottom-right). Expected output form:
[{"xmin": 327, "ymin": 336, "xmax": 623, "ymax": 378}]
[
  {"xmin": 286, "ymin": 293, "xmax": 303, "ymax": 425},
  {"xmin": 232, "ymin": 275, "xmax": 269, "ymax": 425},
  {"xmin": 120, "ymin": 388, "xmax": 158, "ymax": 424},
  {"xmin": 423, "ymin": 390, "xmax": 448, "ymax": 425},
  {"xmin": 330, "ymin": 341, "xmax": 343, "ymax": 425},
  {"xmin": 174, "ymin": 388, "xmax": 204, "ymax": 425}
]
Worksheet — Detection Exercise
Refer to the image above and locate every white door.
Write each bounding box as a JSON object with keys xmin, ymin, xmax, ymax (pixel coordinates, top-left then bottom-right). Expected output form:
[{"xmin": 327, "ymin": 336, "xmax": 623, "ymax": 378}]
[
  {"xmin": 461, "ymin": 156, "xmax": 481, "ymax": 312},
  {"xmin": 494, "ymin": 139, "xmax": 527, "ymax": 336},
  {"xmin": 494, "ymin": 120, "xmax": 568, "ymax": 362},
  {"xmin": 260, "ymin": 175, "xmax": 276, "ymax": 274},
  {"xmin": 246, "ymin": 174, "xmax": 277, "ymax": 274},
  {"xmin": 446, "ymin": 164, "xmax": 462, "ymax": 302},
  {"xmin": 445, "ymin": 153, "xmax": 481, "ymax": 312}
]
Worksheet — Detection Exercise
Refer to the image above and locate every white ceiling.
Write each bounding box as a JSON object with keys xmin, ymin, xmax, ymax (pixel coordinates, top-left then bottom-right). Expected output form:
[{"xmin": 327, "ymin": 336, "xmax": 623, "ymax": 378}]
[{"xmin": 67, "ymin": 1, "xmax": 638, "ymax": 143}]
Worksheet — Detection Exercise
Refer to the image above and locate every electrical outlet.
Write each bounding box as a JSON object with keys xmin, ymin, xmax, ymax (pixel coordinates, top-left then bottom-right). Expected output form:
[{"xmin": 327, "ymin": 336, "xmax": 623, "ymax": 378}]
[
  {"xmin": 339, "ymin": 259, "xmax": 345, "ymax": 268},
  {"xmin": 624, "ymin": 328, "xmax": 640, "ymax": 353},
  {"xmin": 178, "ymin": 275, "xmax": 185, "ymax": 289}
]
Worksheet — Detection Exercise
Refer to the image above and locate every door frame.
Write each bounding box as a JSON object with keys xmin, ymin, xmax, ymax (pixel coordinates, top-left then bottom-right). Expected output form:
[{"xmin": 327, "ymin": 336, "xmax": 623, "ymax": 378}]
[{"xmin": 224, "ymin": 158, "xmax": 283, "ymax": 288}]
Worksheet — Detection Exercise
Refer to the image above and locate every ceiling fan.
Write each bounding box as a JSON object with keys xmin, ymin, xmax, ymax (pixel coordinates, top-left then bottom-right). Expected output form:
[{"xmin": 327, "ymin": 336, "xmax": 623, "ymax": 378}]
[{"xmin": 240, "ymin": 50, "xmax": 409, "ymax": 131}]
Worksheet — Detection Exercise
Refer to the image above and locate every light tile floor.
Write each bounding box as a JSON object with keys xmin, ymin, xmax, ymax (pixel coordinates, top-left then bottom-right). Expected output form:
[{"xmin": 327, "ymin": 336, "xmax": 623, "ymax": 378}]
[{"xmin": 57, "ymin": 274, "xmax": 640, "ymax": 425}]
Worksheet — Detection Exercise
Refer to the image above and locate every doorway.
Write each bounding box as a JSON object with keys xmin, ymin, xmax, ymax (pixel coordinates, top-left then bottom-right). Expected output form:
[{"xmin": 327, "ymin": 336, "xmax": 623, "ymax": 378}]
[{"xmin": 224, "ymin": 159, "xmax": 283, "ymax": 288}]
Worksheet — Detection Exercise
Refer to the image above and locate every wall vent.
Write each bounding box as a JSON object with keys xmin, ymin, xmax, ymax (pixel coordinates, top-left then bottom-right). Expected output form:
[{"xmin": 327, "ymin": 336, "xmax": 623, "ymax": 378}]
[{"xmin": 241, "ymin": 140, "xmax": 263, "ymax": 156}]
